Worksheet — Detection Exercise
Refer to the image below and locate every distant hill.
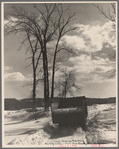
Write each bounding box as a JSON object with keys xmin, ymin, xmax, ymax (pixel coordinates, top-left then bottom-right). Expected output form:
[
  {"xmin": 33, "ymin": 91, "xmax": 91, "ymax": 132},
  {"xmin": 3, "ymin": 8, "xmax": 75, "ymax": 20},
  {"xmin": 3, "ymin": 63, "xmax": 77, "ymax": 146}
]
[
  {"xmin": 4, "ymin": 98, "xmax": 44, "ymax": 110},
  {"xmin": 5, "ymin": 98, "xmax": 20, "ymax": 110},
  {"xmin": 52, "ymin": 97, "xmax": 116, "ymax": 105},
  {"xmin": 86, "ymin": 97, "xmax": 116, "ymax": 106},
  {"xmin": 4, "ymin": 97, "xmax": 116, "ymax": 110}
]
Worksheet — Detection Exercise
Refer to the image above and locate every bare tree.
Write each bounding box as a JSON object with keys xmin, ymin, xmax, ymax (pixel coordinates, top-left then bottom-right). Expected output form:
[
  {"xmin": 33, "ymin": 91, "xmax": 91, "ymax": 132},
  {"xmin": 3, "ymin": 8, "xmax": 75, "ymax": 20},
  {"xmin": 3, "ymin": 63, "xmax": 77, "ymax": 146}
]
[
  {"xmin": 55, "ymin": 67, "xmax": 81, "ymax": 98},
  {"xmin": 29, "ymin": 4, "xmax": 76, "ymax": 108},
  {"xmin": 4, "ymin": 6, "xmax": 48, "ymax": 110},
  {"xmin": 50, "ymin": 4, "xmax": 76, "ymax": 103},
  {"xmin": 94, "ymin": 3, "xmax": 116, "ymax": 22},
  {"xmin": 27, "ymin": 35, "xmax": 42, "ymax": 117},
  {"xmin": 5, "ymin": 5, "xmax": 56, "ymax": 110},
  {"xmin": 5, "ymin": 4, "xmax": 77, "ymax": 111},
  {"xmin": 5, "ymin": 10, "xmax": 44, "ymax": 118}
]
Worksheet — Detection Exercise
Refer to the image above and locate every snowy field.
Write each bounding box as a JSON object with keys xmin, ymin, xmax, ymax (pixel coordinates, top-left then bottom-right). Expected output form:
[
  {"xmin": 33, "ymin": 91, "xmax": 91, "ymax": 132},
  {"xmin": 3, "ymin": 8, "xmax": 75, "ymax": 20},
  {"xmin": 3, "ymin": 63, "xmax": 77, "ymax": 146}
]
[{"xmin": 3, "ymin": 103, "xmax": 117, "ymax": 147}]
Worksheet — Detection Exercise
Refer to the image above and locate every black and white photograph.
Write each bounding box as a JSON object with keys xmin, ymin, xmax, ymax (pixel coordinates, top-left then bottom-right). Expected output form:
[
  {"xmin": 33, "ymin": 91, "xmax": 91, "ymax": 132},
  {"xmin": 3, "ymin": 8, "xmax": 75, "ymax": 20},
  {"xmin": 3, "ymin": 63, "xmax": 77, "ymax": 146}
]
[{"xmin": 2, "ymin": 1, "xmax": 117, "ymax": 147}]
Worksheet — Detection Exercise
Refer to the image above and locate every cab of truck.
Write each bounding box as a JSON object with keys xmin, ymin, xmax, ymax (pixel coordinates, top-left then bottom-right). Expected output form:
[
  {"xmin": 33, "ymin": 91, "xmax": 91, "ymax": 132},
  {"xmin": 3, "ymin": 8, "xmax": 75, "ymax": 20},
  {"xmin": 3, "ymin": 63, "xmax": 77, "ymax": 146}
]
[{"xmin": 52, "ymin": 96, "xmax": 88, "ymax": 129}]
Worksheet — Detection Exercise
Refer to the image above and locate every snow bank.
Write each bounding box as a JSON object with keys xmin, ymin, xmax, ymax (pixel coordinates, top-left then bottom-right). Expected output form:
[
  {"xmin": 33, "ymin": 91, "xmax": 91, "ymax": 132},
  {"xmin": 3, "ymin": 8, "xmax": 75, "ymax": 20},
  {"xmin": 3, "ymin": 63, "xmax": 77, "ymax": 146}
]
[
  {"xmin": 8, "ymin": 129, "xmax": 50, "ymax": 145},
  {"xmin": 86, "ymin": 104, "xmax": 116, "ymax": 144},
  {"xmin": 4, "ymin": 103, "xmax": 117, "ymax": 146}
]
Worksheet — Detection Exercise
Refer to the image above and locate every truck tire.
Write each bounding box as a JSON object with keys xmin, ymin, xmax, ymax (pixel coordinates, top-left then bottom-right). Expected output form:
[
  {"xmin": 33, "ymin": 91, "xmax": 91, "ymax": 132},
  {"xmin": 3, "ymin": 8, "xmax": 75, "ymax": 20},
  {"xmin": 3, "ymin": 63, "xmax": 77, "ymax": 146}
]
[{"xmin": 81, "ymin": 112, "xmax": 86, "ymax": 131}]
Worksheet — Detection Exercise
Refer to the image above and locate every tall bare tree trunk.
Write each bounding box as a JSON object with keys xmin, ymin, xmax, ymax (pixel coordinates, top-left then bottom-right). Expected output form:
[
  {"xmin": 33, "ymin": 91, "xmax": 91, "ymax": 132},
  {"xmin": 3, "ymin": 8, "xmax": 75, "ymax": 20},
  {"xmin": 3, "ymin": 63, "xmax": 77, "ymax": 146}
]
[
  {"xmin": 51, "ymin": 39, "xmax": 60, "ymax": 104},
  {"xmin": 33, "ymin": 70, "xmax": 36, "ymax": 111},
  {"xmin": 32, "ymin": 52, "xmax": 37, "ymax": 120},
  {"xmin": 51, "ymin": 57, "xmax": 56, "ymax": 100},
  {"xmin": 42, "ymin": 52, "xmax": 47, "ymax": 110},
  {"xmin": 45, "ymin": 46, "xmax": 49, "ymax": 110},
  {"xmin": 43, "ymin": 43, "xmax": 49, "ymax": 111}
]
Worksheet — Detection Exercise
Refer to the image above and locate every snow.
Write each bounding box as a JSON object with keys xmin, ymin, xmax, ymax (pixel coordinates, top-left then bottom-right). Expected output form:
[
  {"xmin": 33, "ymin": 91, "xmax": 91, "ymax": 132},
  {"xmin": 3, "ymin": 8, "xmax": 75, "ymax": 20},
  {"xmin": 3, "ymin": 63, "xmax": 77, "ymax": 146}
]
[
  {"xmin": 3, "ymin": 103, "xmax": 117, "ymax": 147},
  {"xmin": 86, "ymin": 107, "xmax": 116, "ymax": 144}
]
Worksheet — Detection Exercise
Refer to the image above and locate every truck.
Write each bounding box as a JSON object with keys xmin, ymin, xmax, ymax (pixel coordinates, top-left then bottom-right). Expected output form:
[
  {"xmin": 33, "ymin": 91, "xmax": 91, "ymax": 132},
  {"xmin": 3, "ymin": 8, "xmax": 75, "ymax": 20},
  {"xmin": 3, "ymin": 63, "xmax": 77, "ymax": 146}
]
[{"xmin": 52, "ymin": 96, "xmax": 88, "ymax": 130}]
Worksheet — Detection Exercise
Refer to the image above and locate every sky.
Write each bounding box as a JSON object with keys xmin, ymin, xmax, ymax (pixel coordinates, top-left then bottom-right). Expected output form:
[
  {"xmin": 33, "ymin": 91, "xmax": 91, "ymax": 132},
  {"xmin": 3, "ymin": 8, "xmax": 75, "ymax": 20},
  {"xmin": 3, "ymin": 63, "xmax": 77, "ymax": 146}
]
[{"xmin": 3, "ymin": 2, "xmax": 117, "ymax": 99}]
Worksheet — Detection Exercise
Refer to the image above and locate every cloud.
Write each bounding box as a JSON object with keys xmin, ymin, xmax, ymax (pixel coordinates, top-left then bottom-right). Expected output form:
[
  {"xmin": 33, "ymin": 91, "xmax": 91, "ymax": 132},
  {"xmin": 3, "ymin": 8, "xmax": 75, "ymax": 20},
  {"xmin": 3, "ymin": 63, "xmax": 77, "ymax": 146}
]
[
  {"xmin": 4, "ymin": 66, "xmax": 13, "ymax": 72},
  {"xmin": 53, "ymin": 51, "xmax": 115, "ymax": 83},
  {"xmin": 60, "ymin": 54, "xmax": 116, "ymax": 83},
  {"xmin": 62, "ymin": 35, "xmax": 85, "ymax": 51},
  {"xmin": 101, "ymin": 53, "xmax": 107, "ymax": 56},
  {"xmin": 4, "ymin": 65, "xmax": 33, "ymax": 82},
  {"xmin": 78, "ymin": 73, "xmax": 104, "ymax": 83},
  {"xmin": 68, "ymin": 54, "xmax": 113, "ymax": 73},
  {"xmin": 4, "ymin": 72, "xmax": 26, "ymax": 81},
  {"xmin": 74, "ymin": 69, "xmax": 116, "ymax": 84},
  {"xmin": 54, "ymin": 63, "xmax": 115, "ymax": 85},
  {"xmin": 4, "ymin": 19, "xmax": 9, "ymax": 25},
  {"xmin": 63, "ymin": 21, "xmax": 116, "ymax": 53},
  {"xmin": 4, "ymin": 17, "xmax": 18, "ymax": 28}
]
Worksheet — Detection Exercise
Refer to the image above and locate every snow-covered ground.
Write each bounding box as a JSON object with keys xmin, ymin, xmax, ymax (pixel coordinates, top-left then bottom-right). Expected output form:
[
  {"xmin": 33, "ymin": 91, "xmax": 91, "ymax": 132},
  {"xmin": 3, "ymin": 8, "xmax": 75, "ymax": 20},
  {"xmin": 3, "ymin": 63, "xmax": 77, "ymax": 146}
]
[
  {"xmin": 86, "ymin": 103, "xmax": 116, "ymax": 144},
  {"xmin": 3, "ymin": 103, "xmax": 117, "ymax": 147}
]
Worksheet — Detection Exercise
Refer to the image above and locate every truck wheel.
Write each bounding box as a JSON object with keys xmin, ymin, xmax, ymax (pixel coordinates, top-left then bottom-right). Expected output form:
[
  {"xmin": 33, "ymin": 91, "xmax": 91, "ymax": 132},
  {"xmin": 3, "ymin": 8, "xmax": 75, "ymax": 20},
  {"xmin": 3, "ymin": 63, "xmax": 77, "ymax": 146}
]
[
  {"xmin": 82, "ymin": 120, "xmax": 86, "ymax": 130},
  {"xmin": 81, "ymin": 113, "xmax": 86, "ymax": 131},
  {"xmin": 59, "ymin": 123, "xmax": 63, "ymax": 129}
]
